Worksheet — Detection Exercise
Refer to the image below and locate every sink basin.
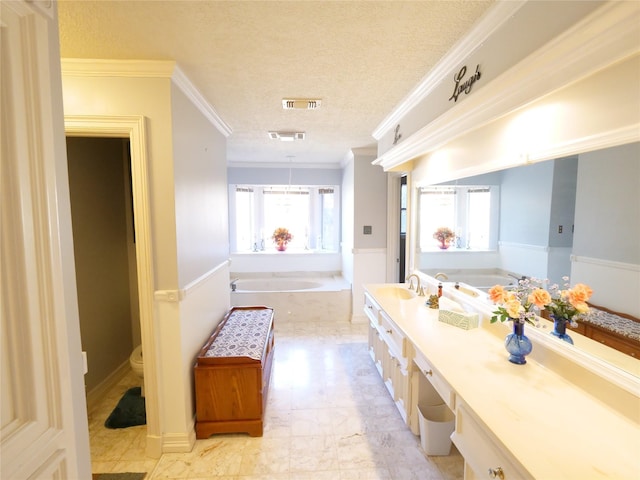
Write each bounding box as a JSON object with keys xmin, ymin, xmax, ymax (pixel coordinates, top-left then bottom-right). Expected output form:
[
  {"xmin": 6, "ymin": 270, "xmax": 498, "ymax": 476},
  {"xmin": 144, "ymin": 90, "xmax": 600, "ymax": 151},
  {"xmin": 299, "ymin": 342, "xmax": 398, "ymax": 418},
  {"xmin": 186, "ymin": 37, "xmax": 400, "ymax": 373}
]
[{"xmin": 375, "ymin": 285, "xmax": 417, "ymax": 300}]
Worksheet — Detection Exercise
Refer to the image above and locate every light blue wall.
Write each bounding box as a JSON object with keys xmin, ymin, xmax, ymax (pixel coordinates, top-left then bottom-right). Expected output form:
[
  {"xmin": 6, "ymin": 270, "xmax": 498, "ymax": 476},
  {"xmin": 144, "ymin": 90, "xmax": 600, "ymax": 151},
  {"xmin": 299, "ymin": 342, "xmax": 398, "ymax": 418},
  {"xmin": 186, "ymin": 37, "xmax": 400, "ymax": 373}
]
[
  {"xmin": 172, "ymin": 83, "xmax": 228, "ymax": 287},
  {"xmin": 574, "ymin": 143, "xmax": 640, "ymax": 264},
  {"xmin": 499, "ymin": 161, "xmax": 554, "ymax": 246}
]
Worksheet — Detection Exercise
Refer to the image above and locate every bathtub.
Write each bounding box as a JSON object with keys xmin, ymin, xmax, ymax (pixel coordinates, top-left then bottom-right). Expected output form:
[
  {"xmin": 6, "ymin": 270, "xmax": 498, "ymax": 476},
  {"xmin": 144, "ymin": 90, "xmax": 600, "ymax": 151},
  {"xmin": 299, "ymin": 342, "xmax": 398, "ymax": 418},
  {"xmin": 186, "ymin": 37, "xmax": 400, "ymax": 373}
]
[
  {"xmin": 421, "ymin": 268, "xmax": 518, "ymax": 290},
  {"xmin": 230, "ymin": 274, "xmax": 352, "ymax": 323}
]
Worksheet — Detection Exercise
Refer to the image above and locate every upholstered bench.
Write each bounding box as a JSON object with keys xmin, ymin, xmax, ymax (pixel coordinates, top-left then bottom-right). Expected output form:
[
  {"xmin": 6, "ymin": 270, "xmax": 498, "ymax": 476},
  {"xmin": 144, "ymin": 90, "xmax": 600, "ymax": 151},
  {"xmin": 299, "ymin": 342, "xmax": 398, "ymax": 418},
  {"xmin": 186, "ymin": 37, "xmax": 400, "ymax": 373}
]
[{"xmin": 194, "ymin": 306, "xmax": 275, "ymax": 438}]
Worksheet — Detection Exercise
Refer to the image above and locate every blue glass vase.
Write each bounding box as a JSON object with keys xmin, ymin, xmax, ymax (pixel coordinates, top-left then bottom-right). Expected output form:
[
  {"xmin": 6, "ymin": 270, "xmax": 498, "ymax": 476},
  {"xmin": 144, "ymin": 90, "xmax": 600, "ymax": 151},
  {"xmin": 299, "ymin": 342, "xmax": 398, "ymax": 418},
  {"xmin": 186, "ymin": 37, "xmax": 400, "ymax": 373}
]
[
  {"xmin": 550, "ymin": 315, "xmax": 574, "ymax": 344},
  {"xmin": 504, "ymin": 321, "xmax": 533, "ymax": 365}
]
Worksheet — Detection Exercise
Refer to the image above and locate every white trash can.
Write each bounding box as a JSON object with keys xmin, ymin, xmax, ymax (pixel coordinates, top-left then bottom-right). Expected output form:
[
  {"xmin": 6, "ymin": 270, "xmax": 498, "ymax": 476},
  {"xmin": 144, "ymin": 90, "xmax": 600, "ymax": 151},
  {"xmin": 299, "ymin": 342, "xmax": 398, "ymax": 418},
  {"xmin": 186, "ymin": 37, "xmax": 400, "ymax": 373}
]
[{"xmin": 418, "ymin": 403, "xmax": 455, "ymax": 456}]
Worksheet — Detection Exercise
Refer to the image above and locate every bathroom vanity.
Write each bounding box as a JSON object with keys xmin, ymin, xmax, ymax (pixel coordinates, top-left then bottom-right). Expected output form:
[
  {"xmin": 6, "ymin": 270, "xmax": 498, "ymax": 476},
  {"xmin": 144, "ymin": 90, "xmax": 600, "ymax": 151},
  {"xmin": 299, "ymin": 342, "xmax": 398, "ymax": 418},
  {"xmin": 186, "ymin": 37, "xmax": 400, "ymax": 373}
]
[
  {"xmin": 364, "ymin": 283, "xmax": 639, "ymax": 479},
  {"xmin": 194, "ymin": 306, "xmax": 275, "ymax": 438}
]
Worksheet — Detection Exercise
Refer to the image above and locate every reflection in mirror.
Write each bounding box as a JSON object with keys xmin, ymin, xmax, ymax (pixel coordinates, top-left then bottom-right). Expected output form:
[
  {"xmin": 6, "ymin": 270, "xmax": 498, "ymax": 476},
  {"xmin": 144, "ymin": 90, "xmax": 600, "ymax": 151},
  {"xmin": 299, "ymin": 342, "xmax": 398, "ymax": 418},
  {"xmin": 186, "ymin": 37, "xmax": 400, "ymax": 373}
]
[
  {"xmin": 418, "ymin": 156, "xmax": 577, "ymax": 287},
  {"xmin": 416, "ymin": 142, "xmax": 640, "ymax": 371}
]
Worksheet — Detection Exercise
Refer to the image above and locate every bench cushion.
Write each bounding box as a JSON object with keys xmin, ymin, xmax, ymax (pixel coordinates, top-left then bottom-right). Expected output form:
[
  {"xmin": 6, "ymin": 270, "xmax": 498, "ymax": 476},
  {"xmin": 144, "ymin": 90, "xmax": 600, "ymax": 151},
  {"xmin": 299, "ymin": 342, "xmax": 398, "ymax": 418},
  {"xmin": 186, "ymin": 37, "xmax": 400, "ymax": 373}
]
[{"xmin": 203, "ymin": 307, "xmax": 273, "ymax": 361}]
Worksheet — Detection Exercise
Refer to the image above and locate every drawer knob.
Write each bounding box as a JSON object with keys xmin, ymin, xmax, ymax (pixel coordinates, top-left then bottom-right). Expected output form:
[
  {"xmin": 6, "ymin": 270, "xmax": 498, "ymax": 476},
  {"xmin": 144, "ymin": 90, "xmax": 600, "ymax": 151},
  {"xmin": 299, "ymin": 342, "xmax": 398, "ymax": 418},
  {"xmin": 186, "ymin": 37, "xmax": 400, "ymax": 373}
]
[
  {"xmin": 488, "ymin": 466, "xmax": 504, "ymax": 479},
  {"xmin": 423, "ymin": 369, "xmax": 433, "ymax": 376},
  {"xmin": 386, "ymin": 329, "xmax": 393, "ymax": 334}
]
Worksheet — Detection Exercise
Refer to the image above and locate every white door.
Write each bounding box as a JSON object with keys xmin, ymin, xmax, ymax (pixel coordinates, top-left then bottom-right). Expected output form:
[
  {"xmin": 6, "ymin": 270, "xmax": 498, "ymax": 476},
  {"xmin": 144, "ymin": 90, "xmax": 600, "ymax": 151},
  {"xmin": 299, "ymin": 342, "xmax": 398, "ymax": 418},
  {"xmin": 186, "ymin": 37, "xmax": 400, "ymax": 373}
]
[{"xmin": 1, "ymin": 1, "xmax": 92, "ymax": 478}]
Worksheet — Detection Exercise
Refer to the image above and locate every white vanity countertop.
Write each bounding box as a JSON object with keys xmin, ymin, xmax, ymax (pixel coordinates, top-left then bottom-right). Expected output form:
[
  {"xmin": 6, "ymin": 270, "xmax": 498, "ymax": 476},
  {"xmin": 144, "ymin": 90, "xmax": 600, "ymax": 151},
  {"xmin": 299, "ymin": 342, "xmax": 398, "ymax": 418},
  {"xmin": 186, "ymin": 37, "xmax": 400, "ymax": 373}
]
[{"xmin": 364, "ymin": 284, "xmax": 640, "ymax": 480}]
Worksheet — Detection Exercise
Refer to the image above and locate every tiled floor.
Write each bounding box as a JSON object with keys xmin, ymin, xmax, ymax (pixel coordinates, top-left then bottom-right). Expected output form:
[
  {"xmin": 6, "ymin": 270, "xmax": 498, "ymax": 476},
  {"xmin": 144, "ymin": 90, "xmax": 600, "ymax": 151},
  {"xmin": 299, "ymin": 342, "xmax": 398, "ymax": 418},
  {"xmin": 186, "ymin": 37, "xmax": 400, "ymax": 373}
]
[{"xmin": 89, "ymin": 321, "xmax": 463, "ymax": 479}]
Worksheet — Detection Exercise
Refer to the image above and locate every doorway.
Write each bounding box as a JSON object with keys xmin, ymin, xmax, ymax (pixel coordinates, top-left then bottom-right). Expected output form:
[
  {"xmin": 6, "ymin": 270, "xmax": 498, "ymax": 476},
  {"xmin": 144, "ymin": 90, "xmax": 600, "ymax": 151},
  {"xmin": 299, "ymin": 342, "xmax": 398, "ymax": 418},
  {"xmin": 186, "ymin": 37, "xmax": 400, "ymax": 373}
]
[
  {"xmin": 65, "ymin": 115, "xmax": 161, "ymax": 458},
  {"xmin": 66, "ymin": 137, "xmax": 140, "ymax": 400},
  {"xmin": 398, "ymin": 175, "xmax": 407, "ymax": 282}
]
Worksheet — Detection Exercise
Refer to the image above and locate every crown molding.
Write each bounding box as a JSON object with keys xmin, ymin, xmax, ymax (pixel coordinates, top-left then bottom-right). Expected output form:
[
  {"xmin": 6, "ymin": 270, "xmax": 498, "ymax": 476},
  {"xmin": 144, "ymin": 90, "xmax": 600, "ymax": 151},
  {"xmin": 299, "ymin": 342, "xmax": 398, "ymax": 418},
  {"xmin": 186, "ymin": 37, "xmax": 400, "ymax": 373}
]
[
  {"xmin": 60, "ymin": 59, "xmax": 232, "ymax": 137},
  {"xmin": 172, "ymin": 66, "xmax": 232, "ymax": 137},
  {"xmin": 371, "ymin": 0, "xmax": 526, "ymax": 140},
  {"xmin": 373, "ymin": 1, "xmax": 640, "ymax": 171},
  {"xmin": 61, "ymin": 58, "xmax": 175, "ymax": 77}
]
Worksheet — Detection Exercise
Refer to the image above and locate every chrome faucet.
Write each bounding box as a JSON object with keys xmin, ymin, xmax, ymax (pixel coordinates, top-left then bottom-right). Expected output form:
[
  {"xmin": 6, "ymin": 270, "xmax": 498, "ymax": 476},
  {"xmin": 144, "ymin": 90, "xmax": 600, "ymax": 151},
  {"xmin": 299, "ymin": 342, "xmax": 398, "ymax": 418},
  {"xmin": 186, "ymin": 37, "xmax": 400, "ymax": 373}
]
[
  {"xmin": 230, "ymin": 278, "xmax": 239, "ymax": 292},
  {"xmin": 507, "ymin": 273, "xmax": 527, "ymax": 282},
  {"xmin": 406, "ymin": 274, "xmax": 423, "ymax": 295},
  {"xmin": 434, "ymin": 272, "xmax": 449, "ymax": 281}
]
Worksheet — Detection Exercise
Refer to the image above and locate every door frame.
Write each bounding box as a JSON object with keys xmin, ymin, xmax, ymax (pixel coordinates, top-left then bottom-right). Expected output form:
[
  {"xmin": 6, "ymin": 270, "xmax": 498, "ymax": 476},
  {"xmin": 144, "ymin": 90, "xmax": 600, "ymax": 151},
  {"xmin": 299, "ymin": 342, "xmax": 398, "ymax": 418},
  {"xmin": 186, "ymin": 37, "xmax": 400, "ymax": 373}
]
[
  {"xmin": 385, "ymin": 171, "xmax": 411, "ymax": 283},
  {"xmin": 65, "ymin": 115, "xmax": 162, "ymax": 457}
]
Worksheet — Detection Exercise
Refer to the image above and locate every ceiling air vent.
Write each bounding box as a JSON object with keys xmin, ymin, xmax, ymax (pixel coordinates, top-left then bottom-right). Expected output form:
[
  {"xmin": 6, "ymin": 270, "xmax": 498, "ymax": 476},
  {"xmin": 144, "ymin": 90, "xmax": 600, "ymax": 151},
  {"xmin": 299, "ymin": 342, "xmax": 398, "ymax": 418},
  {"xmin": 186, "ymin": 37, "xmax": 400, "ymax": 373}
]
[
  {"xmin": 268, "ymin": 131, "xmax": 306, "ymax": 141},
  {"xmin": 282, "ymin": 98, "xmax": 322, "ymax": 110}
]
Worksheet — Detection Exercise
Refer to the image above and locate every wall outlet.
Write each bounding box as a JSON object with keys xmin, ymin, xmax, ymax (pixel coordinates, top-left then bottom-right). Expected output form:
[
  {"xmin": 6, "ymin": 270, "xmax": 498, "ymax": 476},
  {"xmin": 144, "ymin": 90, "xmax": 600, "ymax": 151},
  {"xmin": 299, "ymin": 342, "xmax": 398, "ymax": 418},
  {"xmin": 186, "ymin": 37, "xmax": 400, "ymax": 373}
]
[
  {"xmin": 363, "ymin": 225, "xmax": 372, "ymax": 235},
  {"xmin": 558, "ymin": 225, "xmax": 563, "ymax": 233}
]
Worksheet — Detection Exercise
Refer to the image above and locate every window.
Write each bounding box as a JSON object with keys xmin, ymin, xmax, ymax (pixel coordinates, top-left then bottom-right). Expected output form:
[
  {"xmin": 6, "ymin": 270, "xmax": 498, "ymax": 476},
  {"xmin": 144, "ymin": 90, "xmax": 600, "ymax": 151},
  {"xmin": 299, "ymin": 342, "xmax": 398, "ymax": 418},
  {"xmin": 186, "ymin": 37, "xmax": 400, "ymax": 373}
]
[
  {"xmin": 418, "ymin": 185, "xmax": 498, "ymax": 251},
  {"xmin": 229, "ymin": 185, "xmax": 340, "ymax": 252}
]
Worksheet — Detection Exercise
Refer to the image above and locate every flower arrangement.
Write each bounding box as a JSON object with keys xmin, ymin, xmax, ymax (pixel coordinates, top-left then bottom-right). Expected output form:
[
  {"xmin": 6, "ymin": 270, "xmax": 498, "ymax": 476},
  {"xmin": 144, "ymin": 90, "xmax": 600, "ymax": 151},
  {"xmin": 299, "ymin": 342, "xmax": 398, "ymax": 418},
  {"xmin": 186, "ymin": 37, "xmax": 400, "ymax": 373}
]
[
  {"xmin": 271, "ymin": 227, "xmax": 292, "ymax": 248},
  {"xmin": 488, "ymin": 277, "xmax": 549, "ymax": 325},
  {"xmin": 433, "ymin": 227, "xmax": 455, "ymax": 248},
  {"xmin": 544, "ymin": 277, "xmax": 593, "ymax": 327},
  {"xmin": 488, "ymin": 277, "xmax": 593, "ymax": 328}
]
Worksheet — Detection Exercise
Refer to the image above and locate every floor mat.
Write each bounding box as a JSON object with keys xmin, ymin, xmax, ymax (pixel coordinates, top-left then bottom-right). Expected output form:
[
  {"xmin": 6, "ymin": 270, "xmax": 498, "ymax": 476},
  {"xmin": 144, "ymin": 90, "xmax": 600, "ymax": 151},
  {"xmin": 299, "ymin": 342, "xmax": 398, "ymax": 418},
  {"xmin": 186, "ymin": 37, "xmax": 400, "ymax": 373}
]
[
  {"xmin": 92, "ymin": 473, "xmax": 146, "ymax": 480},
  {"xmin": 104, "ymin": 387, "xmax": 146, "ymax": 429}
]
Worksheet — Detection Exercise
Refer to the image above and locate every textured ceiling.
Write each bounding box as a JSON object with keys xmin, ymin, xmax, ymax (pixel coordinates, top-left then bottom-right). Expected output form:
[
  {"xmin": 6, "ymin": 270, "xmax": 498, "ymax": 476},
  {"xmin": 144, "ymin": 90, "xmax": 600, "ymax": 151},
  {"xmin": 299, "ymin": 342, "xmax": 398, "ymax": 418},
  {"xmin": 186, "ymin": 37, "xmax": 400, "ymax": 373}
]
[{"xmin": 57, "ymin": 1, "xmax": 494, "ymax": 166}]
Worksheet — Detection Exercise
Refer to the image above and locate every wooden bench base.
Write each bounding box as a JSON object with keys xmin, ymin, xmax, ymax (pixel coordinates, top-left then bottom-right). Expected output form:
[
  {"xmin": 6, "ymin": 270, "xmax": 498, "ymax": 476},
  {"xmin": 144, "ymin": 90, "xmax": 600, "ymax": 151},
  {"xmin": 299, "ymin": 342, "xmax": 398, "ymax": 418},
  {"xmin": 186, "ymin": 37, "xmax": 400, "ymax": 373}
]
[{"xmin": 194, "ymin": 306, "xmax": 275, "ymax": 438}]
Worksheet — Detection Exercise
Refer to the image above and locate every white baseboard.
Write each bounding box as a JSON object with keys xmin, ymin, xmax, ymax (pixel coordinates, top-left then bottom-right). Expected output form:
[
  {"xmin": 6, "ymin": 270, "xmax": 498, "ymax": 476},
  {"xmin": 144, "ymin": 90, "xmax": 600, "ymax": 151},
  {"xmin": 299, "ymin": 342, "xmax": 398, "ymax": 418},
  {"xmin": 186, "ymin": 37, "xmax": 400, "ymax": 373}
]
[
  {"xmin": 85, "ymin": 360, "xmax": 130, "ymax": 414},
  {"xmin": 162, "ymin": 429, "xmax": 196, "ymax": 453}
]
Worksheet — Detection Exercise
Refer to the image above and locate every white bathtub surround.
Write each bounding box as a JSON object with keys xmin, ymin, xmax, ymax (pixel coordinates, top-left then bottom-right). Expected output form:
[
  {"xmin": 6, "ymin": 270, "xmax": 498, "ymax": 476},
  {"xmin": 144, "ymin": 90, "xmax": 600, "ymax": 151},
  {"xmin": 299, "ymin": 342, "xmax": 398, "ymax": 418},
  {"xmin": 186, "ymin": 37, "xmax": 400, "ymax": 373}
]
[
  {"xmin": 230, "ymin": 272, "xmax": 352, "ymax": 324},
  {"xmin": 421, "ymin": 268, "xmax": 519, "ymax": 290},
  {"xmin": 229, "ymin": 252, "xmax": 342, "ymax": 274}
]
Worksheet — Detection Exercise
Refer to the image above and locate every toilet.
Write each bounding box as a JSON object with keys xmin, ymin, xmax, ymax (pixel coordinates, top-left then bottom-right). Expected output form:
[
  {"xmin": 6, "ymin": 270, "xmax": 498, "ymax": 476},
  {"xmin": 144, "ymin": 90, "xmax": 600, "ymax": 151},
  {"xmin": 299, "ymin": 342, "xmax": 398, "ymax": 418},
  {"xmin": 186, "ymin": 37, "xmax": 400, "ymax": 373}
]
[{"xmin": 129, "ymin": 345, "xmax": 145, "ymax": 397}]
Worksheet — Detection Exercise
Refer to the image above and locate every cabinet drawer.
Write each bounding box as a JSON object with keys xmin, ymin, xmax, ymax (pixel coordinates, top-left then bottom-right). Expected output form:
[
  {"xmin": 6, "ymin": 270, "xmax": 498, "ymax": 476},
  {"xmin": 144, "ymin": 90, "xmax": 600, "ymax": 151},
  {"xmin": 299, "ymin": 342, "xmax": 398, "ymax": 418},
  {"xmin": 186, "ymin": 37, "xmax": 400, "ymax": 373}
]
[
  {"xmin": 413, "ymin": 349, "xmax": 455, "ymax": 408},
  {"xmin": 453, "ymin": 402, "xmax": 531, "ymax": 480},
  {"xmin": 364, "ymin": 293, "xmax": 381, "ymax": 324},
  {"xmin": 379, "ymin": 310, "xmax": 407, "ymax": 359}
]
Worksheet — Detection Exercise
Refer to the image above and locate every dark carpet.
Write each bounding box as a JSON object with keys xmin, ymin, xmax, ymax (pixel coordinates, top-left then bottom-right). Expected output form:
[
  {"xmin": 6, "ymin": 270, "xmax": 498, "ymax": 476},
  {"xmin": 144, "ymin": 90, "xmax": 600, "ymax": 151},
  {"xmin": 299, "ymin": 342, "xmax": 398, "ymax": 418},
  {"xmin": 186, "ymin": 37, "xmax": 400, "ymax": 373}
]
[{"xmin": 104, "ymin": 387, "xmax": 146, "ymax": 429}]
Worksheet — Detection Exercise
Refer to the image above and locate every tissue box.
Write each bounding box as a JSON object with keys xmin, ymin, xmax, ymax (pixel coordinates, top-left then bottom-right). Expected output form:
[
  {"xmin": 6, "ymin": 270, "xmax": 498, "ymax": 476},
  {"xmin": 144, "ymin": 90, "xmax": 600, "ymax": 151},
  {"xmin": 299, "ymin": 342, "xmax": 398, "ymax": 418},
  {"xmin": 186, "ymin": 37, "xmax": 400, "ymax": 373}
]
[{"xmin": 438, "ymin": 309, "xmax": 479, "ymax": 330}]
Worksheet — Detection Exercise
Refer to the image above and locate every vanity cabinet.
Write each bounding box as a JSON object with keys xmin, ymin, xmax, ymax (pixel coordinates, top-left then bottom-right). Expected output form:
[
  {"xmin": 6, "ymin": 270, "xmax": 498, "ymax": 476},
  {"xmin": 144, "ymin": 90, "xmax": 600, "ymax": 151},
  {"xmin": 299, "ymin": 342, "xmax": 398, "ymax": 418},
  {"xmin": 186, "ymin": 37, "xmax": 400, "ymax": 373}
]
[
  {"xmin": 452, "ymin": 401, "xmax": 532, "ymax": 480},
  {"xmin": 365, "ymin": 292, "xmax": 412, "ymax": 424},
  {"xmin": 364, "ymin": 283, "xmax": 638, "ymax": 480},
  {"xmin": 409, "ymin": 348, "xmax": 456, "ymax": 436}
]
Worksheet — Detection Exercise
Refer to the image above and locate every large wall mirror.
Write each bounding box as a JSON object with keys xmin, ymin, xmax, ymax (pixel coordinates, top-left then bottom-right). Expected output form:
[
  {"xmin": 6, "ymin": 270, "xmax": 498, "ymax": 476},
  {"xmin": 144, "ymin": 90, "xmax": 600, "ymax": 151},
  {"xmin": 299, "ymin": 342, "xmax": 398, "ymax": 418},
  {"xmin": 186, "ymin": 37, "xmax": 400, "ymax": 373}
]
[{"xmin": 414, "ymin": 142, "xmax": 640, "ymax": 377}]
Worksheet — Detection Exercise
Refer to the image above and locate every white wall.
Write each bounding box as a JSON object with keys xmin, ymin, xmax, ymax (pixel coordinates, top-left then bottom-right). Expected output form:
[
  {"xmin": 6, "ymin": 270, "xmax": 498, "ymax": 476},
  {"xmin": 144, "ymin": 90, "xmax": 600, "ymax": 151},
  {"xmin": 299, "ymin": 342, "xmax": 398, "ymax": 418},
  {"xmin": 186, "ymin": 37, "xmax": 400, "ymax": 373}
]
[
  {"xmin": 62, "ymin": 61, "xmax": 231, "ymax": 453},
  {"xmin": 341, "ymin": 156, "xmax": 355, "ymax": 286},
  {"xmin": 228, "ymin": 166, "xmax": 342, "ymax": 186},
  {"xmin": 376, "ymin": 1, "xmax": 603, "ymax": 156}
]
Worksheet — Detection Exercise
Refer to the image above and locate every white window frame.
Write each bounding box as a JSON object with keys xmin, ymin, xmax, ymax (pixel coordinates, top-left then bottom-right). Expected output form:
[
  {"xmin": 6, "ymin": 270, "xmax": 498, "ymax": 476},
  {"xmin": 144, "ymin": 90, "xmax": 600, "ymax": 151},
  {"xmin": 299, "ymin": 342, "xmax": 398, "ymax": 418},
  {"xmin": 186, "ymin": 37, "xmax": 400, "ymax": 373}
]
[
  {"xmin": 229, "ymin": 184, "xmax": 340, "ymax": 253},
  {"xmin": 417, "ymin": 185, "xmax": 499, "ymax": 251}
]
